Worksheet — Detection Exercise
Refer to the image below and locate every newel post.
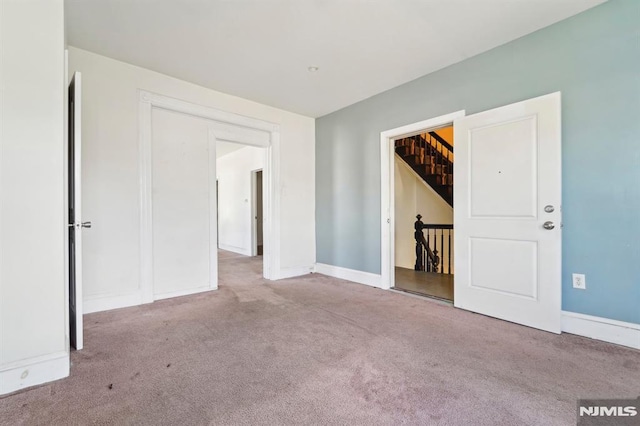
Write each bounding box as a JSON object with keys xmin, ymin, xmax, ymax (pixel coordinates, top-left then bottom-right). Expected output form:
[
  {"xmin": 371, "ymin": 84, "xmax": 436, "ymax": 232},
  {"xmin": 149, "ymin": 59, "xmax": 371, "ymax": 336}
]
[{"xmin": 414, "ymin": 214, "xmax": 425, "ymax": 271}]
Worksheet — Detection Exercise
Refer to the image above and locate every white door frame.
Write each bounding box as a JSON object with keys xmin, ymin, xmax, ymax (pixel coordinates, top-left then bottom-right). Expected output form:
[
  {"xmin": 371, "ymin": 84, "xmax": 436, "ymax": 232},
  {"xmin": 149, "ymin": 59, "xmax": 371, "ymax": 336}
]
[
  {"xmin": 380, "ymin": 110, "xmax": 465, "ymax": 290},
  {"xmin": 138, "ymin": 90, "xmax": 281, "ymax": 303}
]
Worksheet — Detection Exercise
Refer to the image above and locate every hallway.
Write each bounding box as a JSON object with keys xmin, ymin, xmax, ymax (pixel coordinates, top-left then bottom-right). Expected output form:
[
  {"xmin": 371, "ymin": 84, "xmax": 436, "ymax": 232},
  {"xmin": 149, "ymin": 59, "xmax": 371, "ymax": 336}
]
[
  {"xmin": 394, "ymin": 266, "xmax": 454, "ymax": 301},
  {"xmin": 1, "ymin": 252, "xmax": 638, "ymax": 425}
]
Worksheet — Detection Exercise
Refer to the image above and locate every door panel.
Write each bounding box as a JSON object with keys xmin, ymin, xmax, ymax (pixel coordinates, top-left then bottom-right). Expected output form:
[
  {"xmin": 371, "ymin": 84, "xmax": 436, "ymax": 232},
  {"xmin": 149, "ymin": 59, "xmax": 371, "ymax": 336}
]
[
  {"xmin": 151, "ymin": 109, "xmax": 217, "ymax": 297},
  {"xmin": 469, "ymin": 116, "xmax": 537, "ymax": 218},
  {"xmin": 68, "ymin": 72, "xmax": 83, "ymax": 350},
  {"xmin": 469, "ymin": 238, "xmax": 537, "ymax": 298},
  {"xmin": 454, "ymin": 92, "xmax": 562, "ymax": 333}
]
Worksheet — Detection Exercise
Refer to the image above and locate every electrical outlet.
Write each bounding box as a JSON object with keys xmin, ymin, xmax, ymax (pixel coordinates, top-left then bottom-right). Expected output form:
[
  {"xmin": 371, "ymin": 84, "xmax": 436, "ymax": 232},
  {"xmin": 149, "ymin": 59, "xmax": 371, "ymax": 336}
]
[{"xmin": 572, "ymin": 273, "xmax": 586, "ymax": 290}]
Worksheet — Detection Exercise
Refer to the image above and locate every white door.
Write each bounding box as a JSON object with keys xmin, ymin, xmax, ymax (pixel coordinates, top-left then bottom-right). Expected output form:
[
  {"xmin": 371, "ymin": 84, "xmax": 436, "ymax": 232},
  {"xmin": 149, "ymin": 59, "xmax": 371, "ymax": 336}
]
[
  {"xmin": 68, "ymin": 72, "xmax": 85, "ymax": 349},
  {"xmin": 453, "ymin": 92, "xmax": 562, "ymax": 333},
  {"xmin": 151, "ymin": 109, "xmax": 218, "ymax": 299}
]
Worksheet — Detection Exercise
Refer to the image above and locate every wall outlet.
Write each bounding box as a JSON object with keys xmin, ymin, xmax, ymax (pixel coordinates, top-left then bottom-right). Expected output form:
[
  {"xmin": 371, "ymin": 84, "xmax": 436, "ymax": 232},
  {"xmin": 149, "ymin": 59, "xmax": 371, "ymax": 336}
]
[{"xmin": 572, "ymin": 273, "xmax": 586, "ymax": 290}]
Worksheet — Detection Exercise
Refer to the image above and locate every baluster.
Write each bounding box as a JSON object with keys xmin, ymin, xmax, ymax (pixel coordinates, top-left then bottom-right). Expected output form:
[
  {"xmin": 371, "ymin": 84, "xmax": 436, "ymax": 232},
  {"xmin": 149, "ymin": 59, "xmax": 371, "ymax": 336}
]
[
  {"xmin": 440, "ymin": 142, "xmax": 444, "ymax": 183},
  {"xmin": 426, "ymin": 230, "xmax": 430, "ymax": 271},
  {"xmin": 426, "ymin": 135, "xmax": 431, "ymax": 173},
  {"xmin": 448, "ymin": 229, "xmax": 452, "ymax": 274},
  {"xmin": 440, "ymin": 229, "xmax": 444, "ymax": 274},
  {"xmin": 437, "ymin": 141, "xmax": 441, "ymax": 181},
  {"xmin": 431, "ymin": 135, "xmax": 436, "ymax": 173},
  {"xmin": 424, "ymin": 245, "xmax": 428, "ymax": 272}
]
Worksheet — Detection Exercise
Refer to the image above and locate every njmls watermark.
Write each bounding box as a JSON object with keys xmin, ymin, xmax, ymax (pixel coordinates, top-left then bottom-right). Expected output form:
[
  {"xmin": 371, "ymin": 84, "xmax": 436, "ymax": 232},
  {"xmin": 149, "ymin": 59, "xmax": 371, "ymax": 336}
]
[{"xmin": 577, "ymin": 397, "xmax": 639, "ymax": 425}]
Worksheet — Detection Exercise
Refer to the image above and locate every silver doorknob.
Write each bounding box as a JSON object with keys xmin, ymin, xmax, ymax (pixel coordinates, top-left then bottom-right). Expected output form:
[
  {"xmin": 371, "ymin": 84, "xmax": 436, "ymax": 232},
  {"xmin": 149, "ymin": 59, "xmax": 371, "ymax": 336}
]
[
  {"xmin": 81, "ymin": 221, "xmax": 92, "ymax": 229},
  {"xmin": 543, "ymin": 221, "xmax": 555, "ymax": 230}
]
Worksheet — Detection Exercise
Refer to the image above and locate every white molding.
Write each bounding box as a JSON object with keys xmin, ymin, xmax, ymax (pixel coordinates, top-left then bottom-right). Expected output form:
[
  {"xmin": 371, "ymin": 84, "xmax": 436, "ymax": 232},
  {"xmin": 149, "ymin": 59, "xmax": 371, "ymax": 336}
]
[
  {"xmin": 561, "ymin": 311, "xmax": 640, "ymax": 350},
  {"xmin": 314, "ymin": 263, "xmax": 382, "ymax": 289},
  {"xmin": 208, "ymin": 132, "xmax": 219, "ymax": 294},
  {"xmin": 154, "ymin": 286, "xmax": 217, "ymax": 301},
  {"xmin": 267, "ymin": 130, "xmax": 282, "ymax": 280},
  {"xmin": 139, "ymin": 90, "xmax": 278, "ymax": 133},
  {"xmin": 138, "ymin": 90, "xmax": 282, "ymax": 309},
  {"xmin": 0, "ymin": 351, "xmax": 69, "ymax": 396},
  {"xmin": 138, "ymin": 92, "xmax": 154, "ymax": 304},
  {"xmin": 380, "ymin": 111, "xmax": 465, "ymax": 290},
  {"xmin": 276, "ymin": 265, "xmax": 313, "ymax": 280},
  {"xmin": 84, "ymin": 292, "xmax": 143, "ymax": 314},
  {"xmin": 218, "ymin": 243, "xmax": 252, "ymax": 257}
]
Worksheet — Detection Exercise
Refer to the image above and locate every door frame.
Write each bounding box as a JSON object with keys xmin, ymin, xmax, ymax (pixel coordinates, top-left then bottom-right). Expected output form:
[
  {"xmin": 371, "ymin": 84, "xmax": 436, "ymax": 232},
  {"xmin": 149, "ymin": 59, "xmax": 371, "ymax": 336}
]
[
  {"xmin": 138, "ymin": 91, "xmax": 281, "ymax": 303},
  {"xmin": 251, "ymin": 168, "xmax": 264, "ymax": 256},
  {"xmin": 380, "ymin": 110, "xmax": 465, "ymax": 290}
]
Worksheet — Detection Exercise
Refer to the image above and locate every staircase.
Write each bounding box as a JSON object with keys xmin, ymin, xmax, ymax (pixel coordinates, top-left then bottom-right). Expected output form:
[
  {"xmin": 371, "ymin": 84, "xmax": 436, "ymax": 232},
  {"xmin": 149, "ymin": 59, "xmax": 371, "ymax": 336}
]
[{"xmin": 395, "ymin": 131, "xmax": 453, "ymax": 206}]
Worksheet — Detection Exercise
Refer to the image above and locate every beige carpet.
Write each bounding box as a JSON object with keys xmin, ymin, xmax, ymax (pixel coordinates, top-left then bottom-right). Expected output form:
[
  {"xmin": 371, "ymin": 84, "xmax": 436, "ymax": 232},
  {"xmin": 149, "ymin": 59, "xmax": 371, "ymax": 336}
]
[{"xmin": 1, "ymin": 251, "xmax": 638, "ymax": 425}]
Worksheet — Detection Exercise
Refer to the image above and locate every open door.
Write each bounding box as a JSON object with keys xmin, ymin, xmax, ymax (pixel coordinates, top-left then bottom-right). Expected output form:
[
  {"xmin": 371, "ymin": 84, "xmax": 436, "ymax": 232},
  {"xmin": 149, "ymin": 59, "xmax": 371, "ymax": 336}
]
[
  {"xmin": 68, "ymin": 72, "xmax": 87, "ymax": 350},
  {"xmin": 453, "ymin": 92, "xmax": 562, "ymax": 333}
]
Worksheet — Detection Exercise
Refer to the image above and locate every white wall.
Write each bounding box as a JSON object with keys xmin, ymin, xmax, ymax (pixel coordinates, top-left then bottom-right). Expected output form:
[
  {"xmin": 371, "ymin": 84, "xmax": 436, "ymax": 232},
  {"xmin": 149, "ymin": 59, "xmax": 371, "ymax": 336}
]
[
  {"xmin": 0, "ymin": 0, "xmax": 69, "ymax": 394},
  {"xmin": 217, "ymin": 146, "xmax": 265, "ymax": 256},
  {"xmin": 68, "ymin": 47, "xmax": 315, "ymax": 312},
  {"xmin": 395, "ymin": 156, "xmax": 453, "ymax": 270}
]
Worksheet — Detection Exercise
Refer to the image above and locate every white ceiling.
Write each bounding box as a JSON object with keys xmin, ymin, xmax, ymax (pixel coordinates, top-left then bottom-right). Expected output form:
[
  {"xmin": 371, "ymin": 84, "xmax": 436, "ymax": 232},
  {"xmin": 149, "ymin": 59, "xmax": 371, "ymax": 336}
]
[{"xmin": 65, "ymin": 0, "xmax": 606, "ymax": 118}]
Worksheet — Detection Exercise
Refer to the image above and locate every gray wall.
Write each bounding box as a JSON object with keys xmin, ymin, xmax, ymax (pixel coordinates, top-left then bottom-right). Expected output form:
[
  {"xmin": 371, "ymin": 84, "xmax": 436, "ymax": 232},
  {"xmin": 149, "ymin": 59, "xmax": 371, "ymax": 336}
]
[{"xmin": 316, "ymin": 0, "xmax": 640, "ymax": 324}]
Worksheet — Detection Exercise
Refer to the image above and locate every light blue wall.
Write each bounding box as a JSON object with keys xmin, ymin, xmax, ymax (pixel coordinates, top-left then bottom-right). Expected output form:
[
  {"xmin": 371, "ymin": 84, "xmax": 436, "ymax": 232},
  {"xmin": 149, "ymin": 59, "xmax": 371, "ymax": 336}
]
[{"xmin": 316, "ymin": 0, "xmax": 640, "ymax": 324}]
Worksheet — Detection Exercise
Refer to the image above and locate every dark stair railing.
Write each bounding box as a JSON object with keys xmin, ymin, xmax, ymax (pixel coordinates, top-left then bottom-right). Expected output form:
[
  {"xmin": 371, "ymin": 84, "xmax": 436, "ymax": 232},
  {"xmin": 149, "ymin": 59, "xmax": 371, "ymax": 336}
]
[
  {"xmin": 395, "ymin": 131, "xmax": 453, "ymax": 206},
  {"xmin": 414, "ymin": 214, "xmax": 453, "ymax": 275}
]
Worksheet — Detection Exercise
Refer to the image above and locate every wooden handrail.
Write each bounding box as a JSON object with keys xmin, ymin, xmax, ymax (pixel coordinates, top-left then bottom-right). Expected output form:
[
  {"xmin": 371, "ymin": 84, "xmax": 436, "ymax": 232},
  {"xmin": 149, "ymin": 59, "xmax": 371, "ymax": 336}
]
[{"xmin": 420, "ymin": 224, "xmax": 454, "ymax": 230}]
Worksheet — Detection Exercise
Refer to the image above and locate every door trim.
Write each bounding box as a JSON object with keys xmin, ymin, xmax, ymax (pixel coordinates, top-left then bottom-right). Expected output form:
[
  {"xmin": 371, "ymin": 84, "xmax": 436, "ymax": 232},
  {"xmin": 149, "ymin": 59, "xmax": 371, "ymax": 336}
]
[
  {"xmin": 380, "ymin": 110, "xmax": 465, "ymax": 290},
  {"xmin": 138, "ymin": 90, "xmax": 281, "ymax": 304}
]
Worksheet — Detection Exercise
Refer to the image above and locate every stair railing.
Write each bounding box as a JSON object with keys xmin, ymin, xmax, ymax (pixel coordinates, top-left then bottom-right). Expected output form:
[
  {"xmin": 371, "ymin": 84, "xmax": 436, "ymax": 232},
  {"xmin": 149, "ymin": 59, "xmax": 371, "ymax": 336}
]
[
  {"xmin": 414, "ymin": 214, "xmax": 454, "ymax": 274},
  {"xmin": 395, "ymin": 132, "xmax": 454, "ymax": 206}
]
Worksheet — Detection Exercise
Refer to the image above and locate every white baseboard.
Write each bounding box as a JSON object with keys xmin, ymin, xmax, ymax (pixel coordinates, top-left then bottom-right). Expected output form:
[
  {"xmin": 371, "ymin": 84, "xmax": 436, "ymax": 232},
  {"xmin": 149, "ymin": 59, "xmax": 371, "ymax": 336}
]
[
  {"xmin": 154, "ymin": 285, "xmax": 216, "ymax": 301},
  {"xmin": 84, "ymin": 285, "xmax": 218, "ymax": 314},
  {"xmin": 561, "ymin": 311, "xmax": 640, "ymax": 350},
  {"xmin": 314, "ymin": 263, "xmax": 382, "ymax": 288},
  {"xmin": 84, "ymin": 291, "xmax": 143, "ymax": 314},
  {"xmin": 275, "ymin": 265, "xmax": 313, "ymax": 280},
  {"xmin": 0, "ymin": 351, "xmax": 69, "ymax": 396},
  {"xmin": 219, "ymin": 243, "xmax": 251, "ymax": 257}
]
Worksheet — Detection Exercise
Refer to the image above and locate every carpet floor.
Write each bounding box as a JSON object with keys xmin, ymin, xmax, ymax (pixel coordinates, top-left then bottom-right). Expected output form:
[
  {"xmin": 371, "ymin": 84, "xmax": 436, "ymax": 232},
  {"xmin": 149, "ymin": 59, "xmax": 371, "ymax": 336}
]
[{"xmin": 1, "ymin": 251, "xmax": 638, "ymax": 425}]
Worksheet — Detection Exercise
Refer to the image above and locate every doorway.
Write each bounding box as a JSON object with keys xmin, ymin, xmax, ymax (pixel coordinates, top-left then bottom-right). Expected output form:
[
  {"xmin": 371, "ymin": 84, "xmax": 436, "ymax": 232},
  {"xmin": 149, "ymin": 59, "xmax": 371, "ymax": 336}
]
[
  {"xmin": 381, "ymin": 93, "xmax": 562, "ymax": 333},
  {"xmin": 380, "ymin": 110, "xmax": 464, "ymax": 295},
  {"xmin": 138, "ymin": 90, "xmax": 281, "ymax": 305},
  {"xmin": 392, "ymin": 125, "xmax": 454, "ymax": 301},
  {"xmin": 253, "ymin": 169, "xmax": 264, "ymax": 256},
  {"xmin": 215, "ymin": 141, "xmax": 267, "ymax": 275}
]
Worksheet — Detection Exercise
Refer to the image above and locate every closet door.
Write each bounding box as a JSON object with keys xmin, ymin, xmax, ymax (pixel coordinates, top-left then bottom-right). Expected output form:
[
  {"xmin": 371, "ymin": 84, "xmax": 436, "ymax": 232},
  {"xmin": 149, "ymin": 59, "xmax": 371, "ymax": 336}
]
[{"xmin": 151, "ymin": 108, "xmax": 217, "ymax": 299}]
